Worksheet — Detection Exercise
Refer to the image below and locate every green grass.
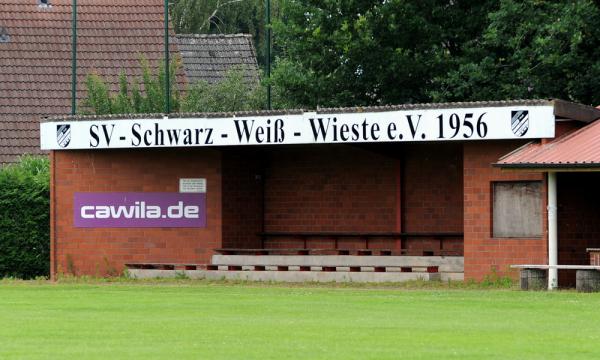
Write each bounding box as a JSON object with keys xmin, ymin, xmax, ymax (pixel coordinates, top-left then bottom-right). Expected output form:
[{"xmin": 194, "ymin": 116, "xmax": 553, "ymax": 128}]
[{"xmin": 0, "ymin": 280, "xmax": 599, "ymax": 359}]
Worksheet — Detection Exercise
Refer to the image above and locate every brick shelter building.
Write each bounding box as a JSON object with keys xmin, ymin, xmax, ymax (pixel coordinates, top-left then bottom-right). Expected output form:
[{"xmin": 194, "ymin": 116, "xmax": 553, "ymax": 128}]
[{"xmin": 41, "ymin": 100, "xmax": 600, "ymax": 285}]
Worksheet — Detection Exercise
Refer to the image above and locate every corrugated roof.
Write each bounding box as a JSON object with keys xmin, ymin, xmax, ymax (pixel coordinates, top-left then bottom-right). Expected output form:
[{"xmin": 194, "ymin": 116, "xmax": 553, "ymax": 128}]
[
  {"xmin": 496, "ymin": 119, "xmax": 600, "ymax": 169},
  {"xmin": 0, "ymin": 0, "xmax": 185, "ymax": 164},
  {"xmin": 175, "ymin": 34, "xmax": 259, "ymax": 85}
]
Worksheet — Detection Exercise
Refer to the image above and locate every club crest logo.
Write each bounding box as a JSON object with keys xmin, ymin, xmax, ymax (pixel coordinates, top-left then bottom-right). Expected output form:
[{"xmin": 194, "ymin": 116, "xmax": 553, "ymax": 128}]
[
  {"xmin": 511, "ymin": 110, "xmax": 529, "ymax": 137},
  {"xmin": 56, "ymin": 124, "xmax": 71, "ymax": 148}
]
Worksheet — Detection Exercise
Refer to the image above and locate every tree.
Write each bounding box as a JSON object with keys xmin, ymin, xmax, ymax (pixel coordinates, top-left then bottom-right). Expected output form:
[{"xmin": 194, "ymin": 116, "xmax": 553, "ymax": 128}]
[
  {"xmin": 270, "ymin": 0, "xmax": 494, "ymax": 108},
  {"xmin": 81, "ymin": 57, "xmax": 181, "ymax": 115},
  {"xmin": 0, "ymin": 156, "xmax": 50, "ymax": 279},
  {"xmin": 271, "ymin": 0, "xmax": 600, "ymax": 108},
  {"xmin": 182, "ymin": 66, "xmax": 265, "ymax": 112},
  {"xmin": 82, "ymin": 60, "xmax": 264, "ymax": 115},
  {"xmin": 431, "ymin": 0, "xmax": 600, "ymax": 105}
]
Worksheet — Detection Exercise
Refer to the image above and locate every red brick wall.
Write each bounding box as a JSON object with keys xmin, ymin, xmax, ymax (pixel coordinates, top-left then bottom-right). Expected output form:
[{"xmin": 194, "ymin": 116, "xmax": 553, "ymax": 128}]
[
  {"xmin": 557, "ymin": 172, "xmax": 600, "ymax": 286},
  {"xmin": 261, "ymin": 144, "xmax": 464, "ymax": 253},
  {"xmin": 555, "ymin": 121, "xmax": 583, "ymax": 138},
  {"xmin": 402, "ymin": 143, "xmax": 464, "ymax": 254},
  {"xmin": 263, "ymin": 145, "xmax": 398, "ymax": 249},
  {"xmin": 221, "ymin": 148, "xmax": 264, "ymax": 249},
  {"xmin": 51, "ymin": 148, "xmax": 222, "ymax": 277},
  {"xmin": 463, "ymin": 141, "xmax": 547, "ymax": 281}
]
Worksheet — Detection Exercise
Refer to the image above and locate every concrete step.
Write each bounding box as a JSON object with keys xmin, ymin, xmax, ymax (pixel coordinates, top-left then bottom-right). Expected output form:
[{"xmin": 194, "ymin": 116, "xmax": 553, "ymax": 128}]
[
  {"xmin": 211, "ymin": 255, "xmax": 464, "ymax": 273},
  {"xmin": 127, "ymin": 269, "xmax": 464, "ymax": 282}
]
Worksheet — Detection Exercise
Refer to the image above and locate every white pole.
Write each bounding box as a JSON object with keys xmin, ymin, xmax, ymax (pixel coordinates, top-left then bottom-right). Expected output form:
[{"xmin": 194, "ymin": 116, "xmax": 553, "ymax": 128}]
[{"xmin": 548, "ymin": 172, "xmax": 558, "ymax": 290}]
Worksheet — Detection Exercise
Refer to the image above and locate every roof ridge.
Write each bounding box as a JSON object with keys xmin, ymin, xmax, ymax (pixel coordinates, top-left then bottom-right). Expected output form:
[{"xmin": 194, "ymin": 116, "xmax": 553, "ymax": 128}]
[
  {"xmin": 175, "ymin": 33, "xmax": 253, "ymax": 39},
  {"xmin": 45, "ymin": 99, "xmax": 564, "ymax": 121},
  {"xmin": 316, "ymin": 99, "xmax": 556, "ymax": 113}
]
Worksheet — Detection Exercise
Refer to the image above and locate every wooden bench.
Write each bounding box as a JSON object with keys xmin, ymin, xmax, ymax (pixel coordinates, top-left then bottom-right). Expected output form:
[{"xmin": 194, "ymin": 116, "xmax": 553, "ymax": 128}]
[
  {"xmin": 125, "ymin": 263, "xmax": 207, "ymax": 271},
  {"xmin": 125, "ymin": 262, "xmax": 443, "ymax": 274},
  {"xmin": 211, "ymin": 254, "xmax": 465, "ymax": 275},
  {"xmin": 258, "ymin": 232, "xmax": 463, "ymax": 254},
  {"xmin": 205, "ymin": 264, "xmax": 440, "ymax": 273},
  {"xmin": 214, "ymin": 248, "xmax": 462, "ymax": 257},
  {"xmin": 511, "ymin": 265, "xmax": 600, "ymax": 292}
]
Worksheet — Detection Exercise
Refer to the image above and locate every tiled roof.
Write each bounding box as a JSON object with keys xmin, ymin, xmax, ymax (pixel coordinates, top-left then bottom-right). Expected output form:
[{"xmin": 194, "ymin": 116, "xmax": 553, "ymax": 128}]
[
  {"xmin": 496, "ymin": 119, "xmax": 600, "ymax": 169},
  {"xmin": 0, "ymin": 0, "xmax": 185, "ymax": 164},
  {"xmin": 175, "ymin": 34, "xmax": 259, "ymax": 85}
]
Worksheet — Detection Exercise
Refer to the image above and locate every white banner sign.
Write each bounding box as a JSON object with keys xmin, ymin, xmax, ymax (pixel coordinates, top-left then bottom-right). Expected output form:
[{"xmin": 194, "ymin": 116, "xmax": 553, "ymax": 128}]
[{"xmin": 41, "ymin": 106, "xmax": 554, "ymax": 150}]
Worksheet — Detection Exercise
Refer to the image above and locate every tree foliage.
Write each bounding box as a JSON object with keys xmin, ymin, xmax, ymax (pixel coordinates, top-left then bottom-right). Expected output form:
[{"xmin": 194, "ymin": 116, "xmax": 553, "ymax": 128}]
[
  {"xmin": 431, "ymin": 0, "xmax": 600, "ymax": 105},
  {"xmin": 271, "ymin": 0, "xmax": 600, "ymax": 108},
  {"xmin": 0, "ymin": 156, "xmax": 50, "ymax": 279},
  {"xmin": 82, "ymin": 59, "xmax": 264, "ymax": 115},
  {"xmin": 270, "ymin": 0, "xmax": 494, "ymax": 108},
  {"xmin": 82, "ymin": 57, "xmax": 181, "ymax": 114},
  {"xmin": 89, "ymin": 1, "xmax": 600, "ymax": 110},
  {"xmin": 182, "ymin": 67, "xmax": 265, "ymax": 112}
]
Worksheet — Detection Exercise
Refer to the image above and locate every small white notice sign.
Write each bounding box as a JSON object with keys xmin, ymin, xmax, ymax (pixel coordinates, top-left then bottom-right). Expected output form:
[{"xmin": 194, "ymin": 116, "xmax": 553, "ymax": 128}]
[{"xmin": 179, "ymin": 178, "xmax": 206, "ymax": 193}]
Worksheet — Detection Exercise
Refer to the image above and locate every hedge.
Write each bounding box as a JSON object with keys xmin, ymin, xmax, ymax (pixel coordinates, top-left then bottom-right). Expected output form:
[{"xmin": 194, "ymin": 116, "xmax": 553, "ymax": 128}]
[{"xmin": 0, "ymin": 156, "xmax": 50, "ymax": 279}]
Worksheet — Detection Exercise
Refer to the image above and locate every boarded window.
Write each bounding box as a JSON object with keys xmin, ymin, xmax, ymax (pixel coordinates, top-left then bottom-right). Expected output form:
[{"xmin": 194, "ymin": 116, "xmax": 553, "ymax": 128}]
[{"xmin": 493, "ymin": 181, "xmax": 542, "ymax": 238}]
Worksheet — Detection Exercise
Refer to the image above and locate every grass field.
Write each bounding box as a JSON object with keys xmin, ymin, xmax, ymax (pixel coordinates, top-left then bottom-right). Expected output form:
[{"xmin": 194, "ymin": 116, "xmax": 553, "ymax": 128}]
[{"xmin": 1, "ymin": 280, "xmax": 599, "ymax": 359}]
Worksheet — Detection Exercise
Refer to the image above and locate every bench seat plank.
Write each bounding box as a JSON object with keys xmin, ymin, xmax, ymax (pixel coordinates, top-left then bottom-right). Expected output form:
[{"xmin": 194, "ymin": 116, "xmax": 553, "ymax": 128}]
[
  {"xmin": 258, "ymin": 232, "xmax": 463, "ymax": 238},
  {"xmin": 214, "ymin": 248, "xmax": 462, "ymax": 256}
]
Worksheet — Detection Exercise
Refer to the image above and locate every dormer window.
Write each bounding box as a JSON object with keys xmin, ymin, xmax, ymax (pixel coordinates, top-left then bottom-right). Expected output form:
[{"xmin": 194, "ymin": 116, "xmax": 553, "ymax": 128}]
[
  {"xmin": 38, "ymin": 0, "xmax": 52, "ymax": 8},
  {"xmin": 0, "ymin": 27, "xmax": 9, "ymax": 43}
]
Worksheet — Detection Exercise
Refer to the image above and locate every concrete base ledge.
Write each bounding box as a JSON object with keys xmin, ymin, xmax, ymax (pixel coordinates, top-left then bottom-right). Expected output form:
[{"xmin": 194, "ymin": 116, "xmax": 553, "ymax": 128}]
[
  {"xmin": 211, "ymin": 255, "xmax": 464, "ymax": 272},
  {"xmin": 520, "ymin": 268, "xmax": 546, "ymax": 291},
  {"xmin": 576, "ymin": 269, "xmax": 600, "ymax": 293},
  {"xmin": 127, "ymin": 269, "xmax": 457, "ymax": 282}
]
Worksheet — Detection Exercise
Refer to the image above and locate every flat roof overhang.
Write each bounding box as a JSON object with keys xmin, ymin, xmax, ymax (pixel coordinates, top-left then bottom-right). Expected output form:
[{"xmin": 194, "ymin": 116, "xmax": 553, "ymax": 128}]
[{"xmin": 40, "ymin": 99, "xmax": 600, "ymax": 151}]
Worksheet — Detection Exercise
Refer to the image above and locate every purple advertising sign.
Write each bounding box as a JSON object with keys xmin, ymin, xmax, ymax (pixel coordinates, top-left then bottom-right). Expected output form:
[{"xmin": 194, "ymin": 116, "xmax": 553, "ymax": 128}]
[{"xmin": 74, "ymin": 192, "xmax": 206, "ymax": 228}]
